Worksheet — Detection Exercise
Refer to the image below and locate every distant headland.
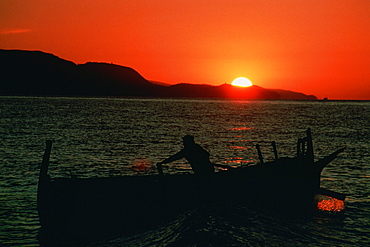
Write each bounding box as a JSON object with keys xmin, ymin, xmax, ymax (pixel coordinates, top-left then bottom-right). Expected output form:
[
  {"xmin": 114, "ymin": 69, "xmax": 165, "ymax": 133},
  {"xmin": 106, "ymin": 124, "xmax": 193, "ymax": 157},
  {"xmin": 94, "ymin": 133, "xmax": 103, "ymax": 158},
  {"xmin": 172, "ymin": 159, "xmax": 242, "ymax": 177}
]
[{"xmin": 0, "ymin": 49, "xmax": 317, "ymax": 100}]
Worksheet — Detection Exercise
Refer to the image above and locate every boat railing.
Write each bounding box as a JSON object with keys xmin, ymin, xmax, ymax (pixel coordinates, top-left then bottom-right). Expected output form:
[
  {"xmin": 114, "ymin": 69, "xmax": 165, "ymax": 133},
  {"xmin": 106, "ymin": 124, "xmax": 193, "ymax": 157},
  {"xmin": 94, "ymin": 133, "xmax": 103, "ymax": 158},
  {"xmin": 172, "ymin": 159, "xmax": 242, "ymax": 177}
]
[
  {"xmin": 255, "ymin": 128, "xmax": 314, "ymax": 165},
  {"xmin": 296, "ymin": 128, "xmax": 314, "ymax": 162}
]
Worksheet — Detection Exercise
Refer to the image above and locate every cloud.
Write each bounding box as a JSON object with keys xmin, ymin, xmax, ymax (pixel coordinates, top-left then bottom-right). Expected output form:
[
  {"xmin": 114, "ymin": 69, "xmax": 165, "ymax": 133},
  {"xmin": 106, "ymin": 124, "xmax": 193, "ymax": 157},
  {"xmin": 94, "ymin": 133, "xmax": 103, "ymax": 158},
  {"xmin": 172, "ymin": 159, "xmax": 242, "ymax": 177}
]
[{"xmin": 0, "ymin": 28, "xmax": 32, "ymax": 35}]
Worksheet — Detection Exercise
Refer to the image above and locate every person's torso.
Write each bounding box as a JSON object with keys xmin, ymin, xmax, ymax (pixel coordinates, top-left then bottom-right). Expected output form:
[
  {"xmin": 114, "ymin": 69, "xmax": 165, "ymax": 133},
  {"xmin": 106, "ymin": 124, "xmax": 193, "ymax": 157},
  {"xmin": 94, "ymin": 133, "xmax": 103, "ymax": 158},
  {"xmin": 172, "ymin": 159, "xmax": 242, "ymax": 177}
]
[{"xmin": 183, "ymin": 144, "xmax": 214, "ymax": 174}]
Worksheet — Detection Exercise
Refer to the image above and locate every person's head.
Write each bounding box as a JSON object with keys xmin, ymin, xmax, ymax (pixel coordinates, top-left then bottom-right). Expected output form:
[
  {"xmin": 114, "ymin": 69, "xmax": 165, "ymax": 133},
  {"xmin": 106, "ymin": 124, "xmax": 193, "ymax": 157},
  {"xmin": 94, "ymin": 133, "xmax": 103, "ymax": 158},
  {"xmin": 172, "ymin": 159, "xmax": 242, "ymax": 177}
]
[{"xmin": 182, "ymin": 135, "xmax": 195, "ymax": 146}]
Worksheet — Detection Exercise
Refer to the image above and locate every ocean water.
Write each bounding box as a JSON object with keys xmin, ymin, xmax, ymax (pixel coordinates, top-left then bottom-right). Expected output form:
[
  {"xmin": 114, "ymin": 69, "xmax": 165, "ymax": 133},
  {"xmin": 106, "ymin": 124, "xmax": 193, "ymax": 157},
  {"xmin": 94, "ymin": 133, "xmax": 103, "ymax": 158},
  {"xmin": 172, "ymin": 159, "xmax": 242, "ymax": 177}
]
[{"xmin": 0, "ymin": 97, "xmax": 369, "ymax": 246}]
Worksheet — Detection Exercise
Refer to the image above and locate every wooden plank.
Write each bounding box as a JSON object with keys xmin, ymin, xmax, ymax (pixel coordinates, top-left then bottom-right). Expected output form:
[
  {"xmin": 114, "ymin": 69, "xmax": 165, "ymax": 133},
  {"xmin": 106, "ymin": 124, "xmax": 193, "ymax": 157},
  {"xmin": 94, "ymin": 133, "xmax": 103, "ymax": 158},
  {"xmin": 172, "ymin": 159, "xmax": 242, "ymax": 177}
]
[
  {"xmin": 39, "ymin": 140, "xmax": 52, "ymax": 181},
  {"xmin": 272, "ymin": 141, "xmax": 278, "ymax": 160},
  {"xmin": 256, "ymin": 144, "xmax": 264, "ymax": 164},
  {"xmin": 306, "ymin": 128, "xmax": 314, "ymax": 162}
]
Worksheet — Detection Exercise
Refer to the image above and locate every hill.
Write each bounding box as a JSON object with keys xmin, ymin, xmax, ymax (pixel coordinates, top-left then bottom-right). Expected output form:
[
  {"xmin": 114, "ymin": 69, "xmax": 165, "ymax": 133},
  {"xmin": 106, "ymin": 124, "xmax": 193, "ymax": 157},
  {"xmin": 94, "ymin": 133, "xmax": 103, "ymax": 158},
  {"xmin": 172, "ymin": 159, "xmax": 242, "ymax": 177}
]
[
  {"xmin": 0, "ymin": 49, "xmax": 161, "ymax": 96},
  {"xmin": 0, "ymin": 49, "xmax": 316, "ymax": 99},
  {"xmin": 269, "ymin": 89, "xmax": 317, "ymax": 100}
]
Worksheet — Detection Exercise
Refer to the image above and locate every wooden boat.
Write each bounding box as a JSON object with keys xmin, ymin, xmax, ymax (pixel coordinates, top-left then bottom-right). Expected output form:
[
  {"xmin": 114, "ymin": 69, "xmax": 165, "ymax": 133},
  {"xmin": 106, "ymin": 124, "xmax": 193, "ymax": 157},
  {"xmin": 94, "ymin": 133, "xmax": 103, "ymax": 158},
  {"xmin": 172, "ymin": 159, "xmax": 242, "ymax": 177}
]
[{"xmin": 37, "ymin": 129, "xmax": 346, "ymax": 241}]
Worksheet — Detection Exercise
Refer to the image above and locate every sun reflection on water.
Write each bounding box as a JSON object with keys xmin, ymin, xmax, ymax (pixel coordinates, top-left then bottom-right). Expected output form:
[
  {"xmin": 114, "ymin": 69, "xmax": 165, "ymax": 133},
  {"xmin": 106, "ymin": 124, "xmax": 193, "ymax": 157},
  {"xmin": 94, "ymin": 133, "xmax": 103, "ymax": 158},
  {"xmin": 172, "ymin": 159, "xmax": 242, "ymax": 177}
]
[
  {"xmin": 229, "ymin": 145, "xmax": 248, "ymax": 150},
  {"xmin": 229, "ymin": 127, "xmax": 253, "ymax": 131},
  {"xmin": 315, "ymin": 194, "xmax": 345, "ymax": 212},
  {"xmin": 131, "ymin": 159, "xmax": 153, "ymax": 172}
]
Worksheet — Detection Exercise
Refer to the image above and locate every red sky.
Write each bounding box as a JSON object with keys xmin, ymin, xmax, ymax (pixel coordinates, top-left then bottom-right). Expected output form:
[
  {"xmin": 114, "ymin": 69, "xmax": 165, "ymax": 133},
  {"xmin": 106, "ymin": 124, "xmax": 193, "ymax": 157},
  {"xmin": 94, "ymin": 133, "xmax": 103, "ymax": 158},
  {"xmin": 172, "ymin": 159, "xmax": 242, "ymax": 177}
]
[{"xmin": 1, "ymin": 0, "xmax": 369, "ymax": 100}]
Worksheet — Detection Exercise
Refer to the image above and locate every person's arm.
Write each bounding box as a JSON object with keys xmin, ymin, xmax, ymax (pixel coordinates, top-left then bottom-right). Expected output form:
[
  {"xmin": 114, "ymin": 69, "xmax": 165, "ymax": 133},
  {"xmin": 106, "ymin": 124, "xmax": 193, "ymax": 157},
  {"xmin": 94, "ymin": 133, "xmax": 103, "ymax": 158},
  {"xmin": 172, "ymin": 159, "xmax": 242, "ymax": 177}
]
[
  {"xmin": 156, "ymin": 150, "xmax": 185, "ymax": 175},
  {"xmin": 159, "ymin": 149, "xmax": 184, "ymax": 165}
]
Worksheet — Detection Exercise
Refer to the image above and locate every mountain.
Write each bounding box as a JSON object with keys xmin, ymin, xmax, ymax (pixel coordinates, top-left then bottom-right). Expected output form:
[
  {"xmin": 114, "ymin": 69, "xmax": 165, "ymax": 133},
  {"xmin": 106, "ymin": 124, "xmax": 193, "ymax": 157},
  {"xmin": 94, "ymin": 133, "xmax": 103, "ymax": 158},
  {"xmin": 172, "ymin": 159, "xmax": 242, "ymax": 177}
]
[
  {"xmin": 269, "ymin": 89, "xmax": 317, "ymax": 100},
  {"xmin": 76, "ymin": 62, "xmax": 161, "ymax": 96},
  {"xmin": 0, "ymin": 49, "xmax": 161, "ymax": 96},
  {"xmin": 149, "ymin": 80, "xmax": 172, "ymax": 86},
  {"xmin": 0, "ymin": 49, "xmax": 77, "ymax": 95},
  {"xmin": 0, "ymin": 49, "xmax": 316, "ymax": 99}
]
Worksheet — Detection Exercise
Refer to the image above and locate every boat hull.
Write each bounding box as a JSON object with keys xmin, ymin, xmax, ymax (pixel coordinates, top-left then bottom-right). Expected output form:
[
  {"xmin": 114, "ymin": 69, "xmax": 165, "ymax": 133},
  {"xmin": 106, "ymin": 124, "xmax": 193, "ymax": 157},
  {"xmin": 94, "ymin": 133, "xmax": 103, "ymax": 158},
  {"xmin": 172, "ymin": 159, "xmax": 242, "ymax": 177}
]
[
  {"xmin": 36, "ymin": 129, "xmax": 346, "ymax": 243},
  {"xmin": 38, "ymin": 159, "xmax": 319, "ymax": 239}
]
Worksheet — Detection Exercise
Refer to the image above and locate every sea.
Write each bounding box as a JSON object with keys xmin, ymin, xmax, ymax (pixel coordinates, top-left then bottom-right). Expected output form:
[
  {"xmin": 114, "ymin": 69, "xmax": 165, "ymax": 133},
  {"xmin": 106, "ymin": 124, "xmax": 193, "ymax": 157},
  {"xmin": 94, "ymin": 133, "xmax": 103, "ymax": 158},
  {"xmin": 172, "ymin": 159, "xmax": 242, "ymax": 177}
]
[{"xmin": 0, "ymin": 96, "xmax": 369, "ymax": 246}]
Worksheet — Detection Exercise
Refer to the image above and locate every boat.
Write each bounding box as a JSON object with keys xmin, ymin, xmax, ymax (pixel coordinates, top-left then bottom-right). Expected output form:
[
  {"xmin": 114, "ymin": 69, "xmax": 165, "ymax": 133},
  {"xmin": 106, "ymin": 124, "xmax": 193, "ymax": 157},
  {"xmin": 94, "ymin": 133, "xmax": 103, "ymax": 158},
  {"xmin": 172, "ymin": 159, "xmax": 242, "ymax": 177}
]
[{"xmin": 37, "ymin": 129, "xmax": 346, "ymax": 242}]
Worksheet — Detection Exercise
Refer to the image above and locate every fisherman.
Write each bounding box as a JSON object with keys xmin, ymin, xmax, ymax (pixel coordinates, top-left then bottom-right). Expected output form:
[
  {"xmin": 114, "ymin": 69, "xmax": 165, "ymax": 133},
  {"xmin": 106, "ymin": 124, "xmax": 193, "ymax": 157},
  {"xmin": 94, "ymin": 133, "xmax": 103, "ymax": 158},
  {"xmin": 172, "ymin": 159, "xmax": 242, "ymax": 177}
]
[{"xmin": 157, "ymin": 135, "xmax": 215, "ymax": 176}]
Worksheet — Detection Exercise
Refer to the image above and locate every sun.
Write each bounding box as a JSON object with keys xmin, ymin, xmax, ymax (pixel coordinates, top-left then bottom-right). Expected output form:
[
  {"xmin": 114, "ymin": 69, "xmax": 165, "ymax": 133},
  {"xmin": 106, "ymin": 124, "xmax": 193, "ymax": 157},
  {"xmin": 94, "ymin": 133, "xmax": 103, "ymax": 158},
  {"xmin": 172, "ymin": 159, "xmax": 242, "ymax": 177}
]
[{"xmin": 231, "ymin": 77, "xmax": 253, "ymax": 87}]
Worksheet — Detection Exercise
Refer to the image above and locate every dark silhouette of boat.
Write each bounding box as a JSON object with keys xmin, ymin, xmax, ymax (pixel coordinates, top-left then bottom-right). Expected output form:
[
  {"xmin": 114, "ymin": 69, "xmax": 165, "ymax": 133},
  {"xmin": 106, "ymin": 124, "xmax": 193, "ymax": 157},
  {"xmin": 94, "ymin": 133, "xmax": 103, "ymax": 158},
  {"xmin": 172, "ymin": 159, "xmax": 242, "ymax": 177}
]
[{"xmin": 37, "ymin": 129, "xmax": 345, "ymax": 243}]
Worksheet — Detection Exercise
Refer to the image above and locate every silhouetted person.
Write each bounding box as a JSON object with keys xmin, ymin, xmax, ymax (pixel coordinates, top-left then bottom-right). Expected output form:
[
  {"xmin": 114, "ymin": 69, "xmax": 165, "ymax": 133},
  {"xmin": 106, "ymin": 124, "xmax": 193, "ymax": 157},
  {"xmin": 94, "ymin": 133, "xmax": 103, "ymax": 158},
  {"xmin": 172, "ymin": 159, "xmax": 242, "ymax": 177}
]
[{"xmin": 157, "ymin": 135, "xmax": 215, "ymax": 175}]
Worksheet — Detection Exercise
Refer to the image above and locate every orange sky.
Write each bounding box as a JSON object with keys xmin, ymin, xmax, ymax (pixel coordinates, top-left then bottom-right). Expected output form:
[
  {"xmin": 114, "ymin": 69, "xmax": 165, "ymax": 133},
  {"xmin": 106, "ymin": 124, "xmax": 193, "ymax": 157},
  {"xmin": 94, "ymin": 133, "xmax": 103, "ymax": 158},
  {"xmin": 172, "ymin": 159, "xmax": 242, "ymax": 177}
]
[{"xmin": 1, "ymin": 0, "xmax": 369, "ymax": 100}]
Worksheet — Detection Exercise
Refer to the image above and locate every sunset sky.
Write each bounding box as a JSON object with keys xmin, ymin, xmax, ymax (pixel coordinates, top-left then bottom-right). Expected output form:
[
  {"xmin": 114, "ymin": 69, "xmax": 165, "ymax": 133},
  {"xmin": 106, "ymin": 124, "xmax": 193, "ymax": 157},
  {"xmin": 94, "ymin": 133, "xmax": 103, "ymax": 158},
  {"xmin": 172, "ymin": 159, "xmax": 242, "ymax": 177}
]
[{"xmin": 1, "ymin": 0, "xmax": 369, "ymax": 100}]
